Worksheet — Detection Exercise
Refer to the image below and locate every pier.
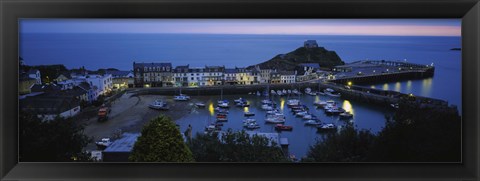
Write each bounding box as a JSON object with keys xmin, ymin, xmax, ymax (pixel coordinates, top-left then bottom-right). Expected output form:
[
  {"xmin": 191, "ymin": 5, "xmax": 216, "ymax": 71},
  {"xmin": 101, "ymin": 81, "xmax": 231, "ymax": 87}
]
[{"xmin": 331, "ymin": 60, "xmax": 435, "ymax": 84}]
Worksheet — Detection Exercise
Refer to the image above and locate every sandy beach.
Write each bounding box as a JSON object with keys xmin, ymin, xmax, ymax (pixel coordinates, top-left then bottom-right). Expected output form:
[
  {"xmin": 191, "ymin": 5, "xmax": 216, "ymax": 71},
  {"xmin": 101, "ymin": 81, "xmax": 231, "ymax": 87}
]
[{"xmin": 83, "ymin": 93, "xmax": 194, "ymax": 151}]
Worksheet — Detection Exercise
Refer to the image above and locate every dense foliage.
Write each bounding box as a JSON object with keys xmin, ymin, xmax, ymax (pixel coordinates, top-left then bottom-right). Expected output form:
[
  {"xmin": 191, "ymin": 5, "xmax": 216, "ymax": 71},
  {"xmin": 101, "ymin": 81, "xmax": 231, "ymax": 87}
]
[
  {"xmin": 305, "ymin": 125, "xmax": 375, "ymax": 162},
  {"xmin": 19, "ymin": 111, "xmax": 92, "ymax": 162},
  {"xmin": 368, "ymin": 105, "xmax": 461, "ymax": 162},
  {"xmin": 129, "ymin": 115, "xmax": 194, "ymax": 162},
  {"xmin": 22, "ymin": 64, "xmax": 68, "ymax": 83},
  {"xmin": 303, "ymin": 105, "xmax": 461, "ymax": 162},
  {"xmin": 188, "ymin": 129, "xmax": 287, "ymax": 162}
]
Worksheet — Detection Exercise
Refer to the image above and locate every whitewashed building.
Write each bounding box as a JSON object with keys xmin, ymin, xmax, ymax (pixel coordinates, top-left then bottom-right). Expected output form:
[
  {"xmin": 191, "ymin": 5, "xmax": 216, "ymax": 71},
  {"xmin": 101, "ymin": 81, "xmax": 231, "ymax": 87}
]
[
  {"xmin": 280, "ymin": 71, "xmax": 297, "ymax": 84},
  {"xmin": 27, "ymin": 69, "xmax": 42, "ymax": 85},
  {"xmin": 84, "ymin": 74, "xmax": 113, "ymax": 97}
]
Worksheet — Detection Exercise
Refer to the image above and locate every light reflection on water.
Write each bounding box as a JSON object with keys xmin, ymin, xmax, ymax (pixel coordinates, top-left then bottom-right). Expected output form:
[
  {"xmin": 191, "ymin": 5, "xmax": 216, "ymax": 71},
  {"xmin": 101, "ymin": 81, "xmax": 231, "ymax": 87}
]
[
  {"xmin": 394, "ymin": 82, "xmax": 401, "ymax": 92},
  {"xmin": 280, "ymin": 98, "xmax": 285, "ymax": 111},
  {"xmin": 382, "ymin": 83, "xmax": 389, "ymax": 90},
  {"xmin": 422, "ymin": 78, "xmax": 433, "ymax": 96},
  {"xmin": 342, "ymin": 100, "xmax": 354, "ymax": 115},
  {"xmin": 244, "ymin": 106, "xmax": 249, "ymax": 113},
  {"xmin": 208, "ymin": 102, "xmax": 215, "ymax": 116},
  {"xmin": 406, "ymin": 80, "xmax": 412, "ymax": 93}
]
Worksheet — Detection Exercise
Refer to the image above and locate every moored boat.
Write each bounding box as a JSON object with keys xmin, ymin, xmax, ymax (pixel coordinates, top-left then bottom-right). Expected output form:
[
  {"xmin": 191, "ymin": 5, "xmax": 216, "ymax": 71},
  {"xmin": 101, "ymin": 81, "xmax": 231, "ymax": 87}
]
[
  {"xmin": 95, "ymin": 138, "xmax": 112, "ymax": 149},
  {"xmin": 305, "ymin": 120, "xmax": 321, "ymax": 126},
  {"xmin": 325, "ymin": 107, "xmax": 345, "ymax": 115},
  {"xmin": 265, "ymin": 116, "xmax": 286, "ymax": 123},
  {"xmin": 216, "ymin": 117, "xmax": 228, "ymax": 122},
  {"xmin": 195, "ymin": 102, "xmax": 206, "ymax": 108},
  {"xmin": 339, "ymin": 112, "xmax": 353, "ymax": 119},
  {"xmin": 317, "ymin": 123, "xmax": 337, "ymax": 131},
  {"xmin": 244, "ymin": 122, "xmax": 260, "ymax": 129},
  {"xmin": 149, "ymin": 99, "xmax": 169, "ymax": 110},
  {"xmin": 173, "ymin": 94, "xmax": 190, "ymax": 101},
  {"xmin": 244, "ymin": 111, "xmax": 255, "ymax": 116},
  {"xmin": 275, "ymin": 124, "xmax": 293, "ymax": 131}
]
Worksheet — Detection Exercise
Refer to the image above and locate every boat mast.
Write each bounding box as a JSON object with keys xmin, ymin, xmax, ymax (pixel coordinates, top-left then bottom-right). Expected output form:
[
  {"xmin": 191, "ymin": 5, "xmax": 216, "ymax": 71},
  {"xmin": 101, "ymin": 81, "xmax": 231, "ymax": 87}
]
[{"xmin": 221, "ymin": 87, "xmax": 223, "ymax": 100}]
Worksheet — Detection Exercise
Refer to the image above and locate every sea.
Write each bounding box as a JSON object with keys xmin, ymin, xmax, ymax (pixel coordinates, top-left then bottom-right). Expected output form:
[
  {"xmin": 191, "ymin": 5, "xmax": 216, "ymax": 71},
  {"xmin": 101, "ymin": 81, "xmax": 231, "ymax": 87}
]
[{"xmin": 20, "ymin": 33, "xmax": 462, "ymax": 158}]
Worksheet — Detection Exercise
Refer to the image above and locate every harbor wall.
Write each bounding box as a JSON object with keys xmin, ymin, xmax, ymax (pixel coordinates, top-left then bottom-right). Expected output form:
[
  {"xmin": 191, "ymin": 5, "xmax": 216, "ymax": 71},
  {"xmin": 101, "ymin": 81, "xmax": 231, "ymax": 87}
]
[
  {"xmin": 128, "ymin": 83, "xmax": 322, "ymax": 96},
  {"xmin": 330, "ymin": 68, "xmax": 435, "ymax": 85}
]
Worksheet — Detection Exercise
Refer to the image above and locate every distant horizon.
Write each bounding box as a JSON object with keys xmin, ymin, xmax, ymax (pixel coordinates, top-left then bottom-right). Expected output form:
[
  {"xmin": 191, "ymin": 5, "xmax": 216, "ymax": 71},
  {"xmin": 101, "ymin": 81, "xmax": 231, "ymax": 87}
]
[
  {"xmin": 20, "ymin": 19, "xmax": 461, "ymax": 37},
  {"xmin": 20, "ymin": 32, "xmax": 462, "ymax": 37}
]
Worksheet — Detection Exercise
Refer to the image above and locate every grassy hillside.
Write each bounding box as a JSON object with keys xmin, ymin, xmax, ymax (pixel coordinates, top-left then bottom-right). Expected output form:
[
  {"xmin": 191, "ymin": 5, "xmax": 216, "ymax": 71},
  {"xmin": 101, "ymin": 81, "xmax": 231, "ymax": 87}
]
[{"xmin": 251, "ymin": 47, "xmax": 344, "ymax": 71}]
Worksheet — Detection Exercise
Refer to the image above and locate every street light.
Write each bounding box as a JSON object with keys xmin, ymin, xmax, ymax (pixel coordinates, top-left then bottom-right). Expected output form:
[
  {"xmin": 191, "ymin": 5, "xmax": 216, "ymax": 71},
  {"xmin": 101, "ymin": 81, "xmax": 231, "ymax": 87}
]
[{"xmin": 347, "ymin": 81, "xmax": 352, "ymax": 86}]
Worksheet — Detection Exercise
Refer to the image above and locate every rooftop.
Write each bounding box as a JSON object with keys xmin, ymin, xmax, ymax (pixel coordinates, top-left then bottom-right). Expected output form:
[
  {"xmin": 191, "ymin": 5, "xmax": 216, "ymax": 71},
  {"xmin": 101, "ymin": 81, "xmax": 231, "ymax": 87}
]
[
  {"xmin": 134, "ymin": 62, "xmax": 172, "ymax": 68},
  {"xmin": 103, "ymin": 133, "xmax": 141, "ymax": 153},
  {"xmin": 105, "ymin": 70, "xmax": 133, "ymax": 77}
]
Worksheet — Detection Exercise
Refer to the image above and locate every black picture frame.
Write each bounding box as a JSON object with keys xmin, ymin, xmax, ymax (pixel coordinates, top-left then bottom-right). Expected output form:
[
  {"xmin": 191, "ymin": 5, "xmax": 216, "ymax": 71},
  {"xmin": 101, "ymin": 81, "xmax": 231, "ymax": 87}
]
[{"xmin": 1, "ymin": 0, "xmax": 479, "ymax": 180}]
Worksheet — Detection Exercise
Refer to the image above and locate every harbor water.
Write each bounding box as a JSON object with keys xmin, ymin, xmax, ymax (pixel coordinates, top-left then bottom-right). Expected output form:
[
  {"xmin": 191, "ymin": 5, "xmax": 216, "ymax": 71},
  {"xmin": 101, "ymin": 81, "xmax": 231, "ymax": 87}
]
[{"xmin": 175, "ymin": 93, "xmax": 393, "ymax": 159}]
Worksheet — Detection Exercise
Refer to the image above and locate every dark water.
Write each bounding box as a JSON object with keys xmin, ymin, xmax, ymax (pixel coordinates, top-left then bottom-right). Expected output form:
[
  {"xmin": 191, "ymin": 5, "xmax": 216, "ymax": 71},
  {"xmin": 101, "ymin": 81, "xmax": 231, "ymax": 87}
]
[
  {"xmin": 20, "ymin": 33, "xmax": 462, "ymax": 111},
  {"xmin": 177, "ymin": 94, "xmax": 392, "ymax": 159}
]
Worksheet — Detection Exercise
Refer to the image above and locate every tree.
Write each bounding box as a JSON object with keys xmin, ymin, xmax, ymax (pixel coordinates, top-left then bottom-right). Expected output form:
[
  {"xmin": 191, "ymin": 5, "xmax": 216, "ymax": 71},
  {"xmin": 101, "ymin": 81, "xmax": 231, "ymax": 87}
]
[
  {"xmin": 129, "ymin": 115, "xmax": 194, "ymax": 162},
  {"xmin": 368, "ymin": 105, "xmax": 461, "ymax": 162},
  {"xmin": 188, "ymin": 133, "xmax": 223, "ymax": 162},
  {"xmin": 19, "ymin": 111, "xmax": 92, "ymax": 162},
  {"xmin": 303, "ymin": 125, "xmax": 375, "ymax": 162},
  {"xmin": 303, "ymin": 103, "xmax": 461, "ymax": 162},
  {"xmin": 188, "ymin": 129, "xmax": 287, "ymax": 162}
]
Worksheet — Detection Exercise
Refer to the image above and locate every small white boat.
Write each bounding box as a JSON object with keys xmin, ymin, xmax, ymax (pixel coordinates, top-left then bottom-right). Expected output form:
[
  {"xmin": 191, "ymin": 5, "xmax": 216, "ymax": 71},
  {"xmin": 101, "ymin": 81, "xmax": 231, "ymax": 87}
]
[
  {"xmin": 244, "ymin": 111, "xmax": 255, "ymax": 116},
  {"xmin": 339, "ymin": 112, "xmax": 353, "ymax": 119},
  {"xmin": 266, "ymin": 109, "xmax": 279, "ymax": 115},
  {"xmin": 277, "ymin": 90, "xmax": 283, "ymax": 96},
  {"xmin": 243, "ymin": 118, "xmax": 256, "ymax": 124},
  {"xmin": 325, "ymin": 107, "xmax": 345, "ymax": 114},
  {"xmin": 390, "ymin": 103, "xmax": 399, "ymax": 109},
  {"xmin": 282, "ymin": 89, "xmax": 287, "ymax": 94},
  {"xmin": 295, "ymin": 111, "xmax": 309, "ymax": 117},
  {"xmin": 217, "ymin": 117, "xmax": 228, "ymax": 122},
  {"xmin": 313, "ymin": 101, "xmax": 326, "ymax": 106},
  {"xmin": 174, "ymin": 94, "xmax": 190, "ymax": 101},
  {"xmin": 302, "ymin": 114, "xmax": 313, "ymax": 120},
  {"xmin": 195, "ymin": 102, "xmax": 206, "ymax": 108},
  {"xmin": 234, "ymin": 98, "xmax": 244, "ymax": 103},
  {"xmin": 244, "ymin": 122, "xmax": 260, "ymax": 129},
  {"xmin": 149, "ymin": 100, "xmax": 169, "ymax": 110},
  {"xmin": 307, "ymin": 91, "xmax": 317, "ymax": 96},
  {"xmin": 95, "ymin": 138, "xmax": 112, "ymax": 148},
  {"xmin": 318, "ymin": 123, "xmax": 336, "ymax": 130},
  {"xmin": 236, "ymin": 102, "xmax": 250, "ymax": 107},
  {"xmin": 261, "ymin": 99, "xmax": 272, "ymax": 104},
  {"xmin": 326, "ymin": 91, "xmax": 341, "ymax": 97},
  {"xmin": 271, "ymin": 90, "xmax": 277, "ymax": 95},
  {"xmin": 286, "ymin": 99, "xmax": 300, "ymax": 107},
  {"xmin": 218, "ymin": 102, "xmax": 229, "ymax": 108},
  {"xmin": 256, "ymin": 91, "xmax": 261, "ymax": 96},
  {"xmin": 292, "ymin": 89, "xmax": 298, "ymax": 94},
  {"xmin": 261, "ymin": 104, "xmax": 274, "ymax": 111},
  {"xmin": 305, "ymin": 120, "xmax": 321, "ymax": 126},
  {"xmin": 265, "ymin": 117, "xmax": 286, "ymax": 123},
  {"xmin": 305, "ymin": 87, "xmax": 312, "ymax": 94},
  {"xmin": 287, "ymin": 90, "xmax": 292, "ymax": 94}
]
